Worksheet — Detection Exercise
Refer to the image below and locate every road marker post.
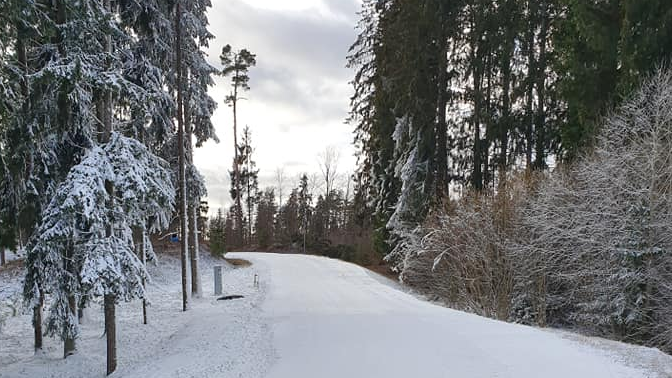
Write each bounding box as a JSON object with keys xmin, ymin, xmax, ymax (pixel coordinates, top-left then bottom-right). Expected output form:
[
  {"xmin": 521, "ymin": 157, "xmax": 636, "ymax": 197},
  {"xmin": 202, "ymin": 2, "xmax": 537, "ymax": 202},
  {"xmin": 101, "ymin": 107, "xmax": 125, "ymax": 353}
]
[{"xmin": 214, "ymin": 266, "xmax": 222, "ymax": 295}]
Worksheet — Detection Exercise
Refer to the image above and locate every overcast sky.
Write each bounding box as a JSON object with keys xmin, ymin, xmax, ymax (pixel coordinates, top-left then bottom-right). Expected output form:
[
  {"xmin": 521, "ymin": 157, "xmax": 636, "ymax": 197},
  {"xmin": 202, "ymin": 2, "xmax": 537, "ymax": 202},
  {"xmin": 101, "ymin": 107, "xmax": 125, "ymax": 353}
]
[{"xmin": 193, "ymin": 0, "xmax": 361, "ymax": 213}]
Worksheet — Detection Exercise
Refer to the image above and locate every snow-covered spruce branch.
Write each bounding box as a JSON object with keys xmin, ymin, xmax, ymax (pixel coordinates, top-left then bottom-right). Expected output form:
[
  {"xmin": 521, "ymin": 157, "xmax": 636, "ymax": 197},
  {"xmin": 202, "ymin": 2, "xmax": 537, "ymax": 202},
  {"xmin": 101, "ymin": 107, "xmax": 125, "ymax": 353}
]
[{"xmin": 24, "ymin": 132, "xmax": 174, "ymax": 342}]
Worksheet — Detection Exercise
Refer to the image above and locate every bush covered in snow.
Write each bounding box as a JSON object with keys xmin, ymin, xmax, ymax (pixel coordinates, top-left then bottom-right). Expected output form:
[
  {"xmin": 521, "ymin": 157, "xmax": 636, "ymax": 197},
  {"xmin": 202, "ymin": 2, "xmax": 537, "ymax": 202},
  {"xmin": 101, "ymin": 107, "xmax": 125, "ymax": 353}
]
[
  {"xmin": 396, "ymin": 70, "xmax": 672, "ymax": 352},
  {"xmin": 396, "ymin": 173, "xmax": 533, "ymax": 321}
]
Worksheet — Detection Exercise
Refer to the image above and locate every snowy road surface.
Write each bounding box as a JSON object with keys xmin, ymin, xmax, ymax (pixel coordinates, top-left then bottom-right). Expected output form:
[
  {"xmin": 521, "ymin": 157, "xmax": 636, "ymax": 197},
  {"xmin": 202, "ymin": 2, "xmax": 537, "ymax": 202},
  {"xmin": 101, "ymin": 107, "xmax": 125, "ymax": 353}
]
[
  {"xmin": 231, "ymin": 252, "xmax": 667, "ymax": 378},
  {"xmin": 2, "ymin": 252, "xmax": 671, "ymax": 377}
]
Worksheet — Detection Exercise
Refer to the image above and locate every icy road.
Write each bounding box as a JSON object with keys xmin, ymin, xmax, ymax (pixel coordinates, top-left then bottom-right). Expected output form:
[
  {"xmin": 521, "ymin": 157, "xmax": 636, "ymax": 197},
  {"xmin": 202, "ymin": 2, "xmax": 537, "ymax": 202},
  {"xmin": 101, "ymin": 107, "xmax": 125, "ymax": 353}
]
[{"xmin": 232, "ymin": 252, "xmax": 665, "ymax": 378}]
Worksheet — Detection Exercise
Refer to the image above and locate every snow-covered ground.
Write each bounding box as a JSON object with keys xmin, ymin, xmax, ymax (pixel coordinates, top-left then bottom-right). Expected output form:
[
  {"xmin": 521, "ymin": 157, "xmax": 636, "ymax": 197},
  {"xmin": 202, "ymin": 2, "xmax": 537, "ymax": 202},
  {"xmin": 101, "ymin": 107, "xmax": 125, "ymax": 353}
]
[
  {"xmin": 2, "ymin": 249, "xmax": 24, "ymax": 264},
  {"xmin": 0, "ymin": 253, "xmax": 273, "ymax": 378},
  {"xmin": 232, "ymin": 252, "xmax": 672, "ymax": 378},
  {"xmin": 2, "ymin": 252, "xmax": 672, "ymax": 377}
]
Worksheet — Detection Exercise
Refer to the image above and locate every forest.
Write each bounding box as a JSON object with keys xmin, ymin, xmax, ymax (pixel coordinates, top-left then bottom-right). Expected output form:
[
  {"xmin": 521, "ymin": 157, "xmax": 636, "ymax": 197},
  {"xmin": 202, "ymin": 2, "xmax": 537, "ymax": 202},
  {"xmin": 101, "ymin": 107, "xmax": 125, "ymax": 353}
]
[
  {"xmin": 345, "ymin": 0, "xmax": 672, "ymax": 353},
  {"xmin": 0, "ymin": 0, "xmax": 215, "ymax": 374},
  {"xmin": 206, "ymin": 0, "xmax": 672, "ymax": 355},
  {"xmin": 2, "ymin": 0, "xmax": 672, "ymax": 375}
]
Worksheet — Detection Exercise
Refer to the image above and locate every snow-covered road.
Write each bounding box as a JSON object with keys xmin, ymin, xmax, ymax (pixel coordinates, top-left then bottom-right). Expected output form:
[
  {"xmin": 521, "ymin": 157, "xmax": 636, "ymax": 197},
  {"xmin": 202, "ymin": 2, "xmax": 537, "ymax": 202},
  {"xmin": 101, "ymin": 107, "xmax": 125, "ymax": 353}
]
[
  {"xmin": 232, "ymin": 252, "xmax": 669, "ymax": 378},
  {"xmin": 2, "ymin": 252, "xmax": 671, "ymax": 377}
]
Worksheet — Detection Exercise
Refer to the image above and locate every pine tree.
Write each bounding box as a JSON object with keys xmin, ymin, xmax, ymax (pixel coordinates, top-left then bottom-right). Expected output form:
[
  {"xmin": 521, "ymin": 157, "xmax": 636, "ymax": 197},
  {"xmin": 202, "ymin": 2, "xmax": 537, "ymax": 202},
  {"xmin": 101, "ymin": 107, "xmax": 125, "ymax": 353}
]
[
  {"xmin": 25, "ymin": 134, "xmax": 174, "ymax": 367},
  {"xmin": 276, "ymin": 189, "xmax": 299, "ymax": 246},
  {"xmin": 556, "ymin": 0, "xmax": 672, "ymax": 159},
  {"xmin": 11, "ymin": 0, "xmax": 182, "ymax": 370},
  {"xmin": 347, "ymin": 0, "xmax": 400, "ymax": 256},
  {"xmin": 220, "ymin": 44, "xmax": 256, "ymax": 248}
]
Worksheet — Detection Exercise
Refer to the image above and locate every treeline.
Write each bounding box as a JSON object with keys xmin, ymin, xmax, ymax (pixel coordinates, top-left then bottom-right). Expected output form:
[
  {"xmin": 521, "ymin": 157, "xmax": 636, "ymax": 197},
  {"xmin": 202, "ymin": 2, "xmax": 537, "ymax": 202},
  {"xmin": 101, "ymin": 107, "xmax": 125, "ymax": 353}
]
[
  {"xmin": 348, "ymin": 0, "xmax": 672, "ymax": 351},
  {"xmin": 211, "ymin": 43, "xmax": 376, "ymax": 265},
  {"xmin": 208, "ymin": 144, "xmax": 376, "ymax": 265},
  {"xmin": 0, "ymin": 0, "xmax": 216, "ymax": 374},
  {"xmin": 349, "ymin": 0, "xmax": 672, "ymax": 250}
]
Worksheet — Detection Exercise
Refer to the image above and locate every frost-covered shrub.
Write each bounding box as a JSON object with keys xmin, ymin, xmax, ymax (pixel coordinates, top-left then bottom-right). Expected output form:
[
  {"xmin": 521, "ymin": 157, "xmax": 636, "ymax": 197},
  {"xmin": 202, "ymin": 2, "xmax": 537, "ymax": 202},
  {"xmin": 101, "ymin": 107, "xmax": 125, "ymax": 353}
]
[
  {"xmin": 397, "ymin": 70, "xmax": 672, "ymax": 351},
  {"xmin": 398, "ymin": 175, "xmax": 531, "ymax": 320},
  {"xmin": 517, "ymin": 70, "xmax": 672, "ymax": 348}
]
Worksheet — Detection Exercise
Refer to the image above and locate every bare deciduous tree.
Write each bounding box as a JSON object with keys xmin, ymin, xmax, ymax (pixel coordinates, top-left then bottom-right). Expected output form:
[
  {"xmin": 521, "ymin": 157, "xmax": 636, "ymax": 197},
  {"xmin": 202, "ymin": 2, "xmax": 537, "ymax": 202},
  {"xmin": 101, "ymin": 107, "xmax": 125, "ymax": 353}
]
[
  {"xmin": 275, "ymin": 167, "xmax": 286, "ymax": 208},
  {"xmin": 318, "ymin": 146, "xmax": 340, "ymax": 199}
]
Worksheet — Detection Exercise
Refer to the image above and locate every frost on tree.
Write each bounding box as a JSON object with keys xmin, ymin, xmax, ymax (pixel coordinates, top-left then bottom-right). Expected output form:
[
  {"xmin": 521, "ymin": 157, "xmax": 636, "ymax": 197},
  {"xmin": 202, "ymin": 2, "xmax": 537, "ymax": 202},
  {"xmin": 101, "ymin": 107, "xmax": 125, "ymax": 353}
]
[{"xmin": 24, "ymin": 133, "xmax": 174, "ymax": 342}]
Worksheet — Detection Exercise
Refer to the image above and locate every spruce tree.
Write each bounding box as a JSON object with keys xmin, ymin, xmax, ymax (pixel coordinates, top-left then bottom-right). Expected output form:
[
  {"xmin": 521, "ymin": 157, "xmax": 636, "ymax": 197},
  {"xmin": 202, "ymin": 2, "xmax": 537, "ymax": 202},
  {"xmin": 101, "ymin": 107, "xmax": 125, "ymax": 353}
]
[
  {"xmin": 239, "ymin": 126, "xmax": 260, "ymax": 245},
  {"xmin": 255, "ymin": 189, "xmax": 277, "ymax": 249},
  {"xmin": 298, "ymin": 175, "xmax": 312, "ymax": 253},
  {"xmin": 208, "ymin": 208, "xmax": 226, "ymax": 257}
]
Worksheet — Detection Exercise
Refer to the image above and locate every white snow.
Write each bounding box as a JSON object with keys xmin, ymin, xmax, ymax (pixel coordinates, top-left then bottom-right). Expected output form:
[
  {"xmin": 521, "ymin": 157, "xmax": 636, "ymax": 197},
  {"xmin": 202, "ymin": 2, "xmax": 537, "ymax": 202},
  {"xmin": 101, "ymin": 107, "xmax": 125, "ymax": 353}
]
[
  {"xmin": 231, "ymin": 252, "xmax": 672, "ymax": 378},
  {"xmin": 3, "ymin": 252, "xmax": 672, "ymax": 377},
  {"xmin": 2, "ymin": 249, "xmax": 23, "ymax": 264},
  {"xmin": 0, "ymin": 253, "xmax": 273, "ymax": 378}
]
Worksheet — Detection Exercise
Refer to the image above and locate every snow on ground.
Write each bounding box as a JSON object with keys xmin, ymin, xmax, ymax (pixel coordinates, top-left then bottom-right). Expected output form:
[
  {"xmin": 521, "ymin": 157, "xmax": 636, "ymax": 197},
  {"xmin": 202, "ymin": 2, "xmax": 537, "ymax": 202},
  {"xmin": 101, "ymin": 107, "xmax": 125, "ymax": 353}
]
[
  {"xmin": 230, "ymin": 252, "xmax": 672, "ymax": 378},
  {"xmin": 3, "ymin": 251, "xmax": 672, "ymax": 377},
  {"xmin": 0, "ymin": 262, "xmax": 24, "ymax": 336},
  {"xmin": 0, "ymin": 252, "xmax": 274, "ymax": 378},
  {"xmin": 2, "ymin": 249, "xmax": 23, "ymax": 264}
]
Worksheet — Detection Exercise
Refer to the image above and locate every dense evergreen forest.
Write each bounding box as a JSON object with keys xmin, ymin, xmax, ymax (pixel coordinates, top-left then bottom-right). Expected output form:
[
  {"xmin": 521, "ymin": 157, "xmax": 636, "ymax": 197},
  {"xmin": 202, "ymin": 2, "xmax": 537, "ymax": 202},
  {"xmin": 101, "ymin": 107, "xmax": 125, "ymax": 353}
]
[{"xmin": 0, "ymin": 0, "xmax": 215, "ymax": 373}]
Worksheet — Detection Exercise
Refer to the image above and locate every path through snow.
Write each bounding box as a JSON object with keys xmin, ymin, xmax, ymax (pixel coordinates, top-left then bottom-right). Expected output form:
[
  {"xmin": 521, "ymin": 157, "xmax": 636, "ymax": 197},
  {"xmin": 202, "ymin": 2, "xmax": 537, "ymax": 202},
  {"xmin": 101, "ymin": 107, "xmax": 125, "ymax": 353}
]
[{"xmin": 231, "ymin": 252, "xmax": 672, "ymax": 378}]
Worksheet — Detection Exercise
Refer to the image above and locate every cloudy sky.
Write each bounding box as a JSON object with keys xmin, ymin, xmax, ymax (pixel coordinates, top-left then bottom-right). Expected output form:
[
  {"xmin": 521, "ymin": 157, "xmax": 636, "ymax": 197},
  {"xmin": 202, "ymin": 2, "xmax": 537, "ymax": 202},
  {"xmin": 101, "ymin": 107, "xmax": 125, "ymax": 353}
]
[{"xmin": 193, "ymin": 0, "xmax": 361, "ymax": 213}]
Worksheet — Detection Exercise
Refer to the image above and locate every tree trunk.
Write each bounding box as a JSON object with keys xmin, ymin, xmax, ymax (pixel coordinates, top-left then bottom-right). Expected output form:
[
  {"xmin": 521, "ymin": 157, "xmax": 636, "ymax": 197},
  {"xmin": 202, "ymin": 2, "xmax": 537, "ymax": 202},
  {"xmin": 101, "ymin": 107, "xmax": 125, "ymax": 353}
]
[
  {"xmin": 101, "ymin": 2, "xmax": 116, "ymax": 371},
  {"xmin": 141, "ymin": 230, "xmax": 148, "ymax": 324},
  {"xmin": 33, "ymin": 292, "xmax": 43, "ymax": 352},
  {"xmin": 534, "ymin": 0, "xmax": 549, "ymax": 170},
  {"xmin": 232, "ymin": 82, "xmax": 244, "ymax": 247},
  {"xmin": 0, "ymin": 249, "xmax": 4, "ymax": 266},
  {"xmin": 190, "ymin": 205, "xmax": 201, "ymax": 297},
  {"xmin": 64, "ymin": 291, "xmax": 76, "ymax": 357},
  {"xmin": 246, "ymin": 150, "xmax": 254, "ymax": 244},
  {"xmin": 472, "ymin": 60, "xmax": 483, "ymax": 190},
  {"xmin": 184, "ymin": 87, "xmax": 201, "ymax": 298},
  {"xmin": 104, "ymin": 294, "xmax": 116, "ymax": 375},
  {"xmin": 483, "ymin": 52, "xmax": 493, "ymax": 189},
  {"xmin": 435, "ymin": 13, "xmax": 449, "ymax": 196},
  {"xmin": 55, "ymin": 0, "xmax": 76, "ymax": 358},
  {"xmin": 175, "ymin": 0, "xmax": 190, "ymax": 311},
  {"xmin": 133, "ymin": 227, "xmax": 148, "ymax": 323},
  {"xmin": 77, "ymin": 297, "xmax": 86, "ymax": 323},
  {"xmin": 499, "ymin": 3, "xmax": 515, "ymax": 184},
  {"xmin": 470, "ymin": 14, "xmax": 484, "ymax": 191}
]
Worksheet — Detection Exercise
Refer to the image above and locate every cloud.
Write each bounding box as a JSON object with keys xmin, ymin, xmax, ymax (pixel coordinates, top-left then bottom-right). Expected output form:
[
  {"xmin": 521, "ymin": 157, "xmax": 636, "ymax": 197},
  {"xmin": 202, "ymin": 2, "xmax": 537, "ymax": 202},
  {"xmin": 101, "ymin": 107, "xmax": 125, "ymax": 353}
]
[{"xmin": 194, "ymin": 0, "xmax": 361, "ymax": 213}]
